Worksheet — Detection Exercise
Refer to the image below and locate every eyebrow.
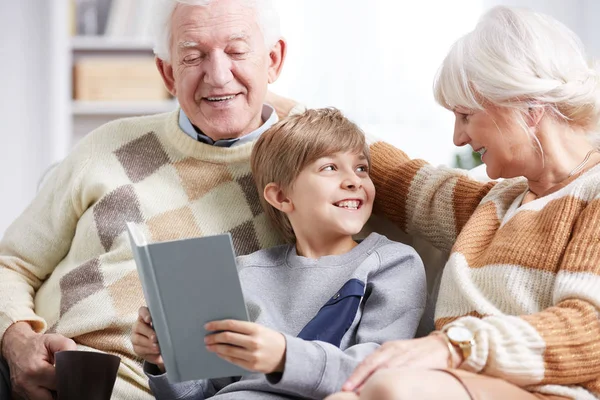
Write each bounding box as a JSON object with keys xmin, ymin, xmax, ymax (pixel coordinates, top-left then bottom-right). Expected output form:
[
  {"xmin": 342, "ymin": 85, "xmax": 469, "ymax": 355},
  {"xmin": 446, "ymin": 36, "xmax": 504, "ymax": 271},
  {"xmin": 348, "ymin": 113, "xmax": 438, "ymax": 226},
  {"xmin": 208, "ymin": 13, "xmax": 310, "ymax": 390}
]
[
  {"xmin": 229, "ymin": 33, "xmax": 249, "ymax": 42},
  {"xmin": 178, "ymin": 33, "xmax": 249, "ymax": 50},
  {"xmin": 179, "ymin": 41, "xmax": 199, "ymax": 49}
]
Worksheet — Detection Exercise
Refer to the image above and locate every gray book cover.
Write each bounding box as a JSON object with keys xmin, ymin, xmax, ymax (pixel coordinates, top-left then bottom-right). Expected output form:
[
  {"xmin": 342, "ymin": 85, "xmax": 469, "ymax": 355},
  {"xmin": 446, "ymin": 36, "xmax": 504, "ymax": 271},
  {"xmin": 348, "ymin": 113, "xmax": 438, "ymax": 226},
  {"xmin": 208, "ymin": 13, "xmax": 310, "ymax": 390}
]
[{"xmin": 126, "ymin": 222, "xmax": 250, "ymax": 383}]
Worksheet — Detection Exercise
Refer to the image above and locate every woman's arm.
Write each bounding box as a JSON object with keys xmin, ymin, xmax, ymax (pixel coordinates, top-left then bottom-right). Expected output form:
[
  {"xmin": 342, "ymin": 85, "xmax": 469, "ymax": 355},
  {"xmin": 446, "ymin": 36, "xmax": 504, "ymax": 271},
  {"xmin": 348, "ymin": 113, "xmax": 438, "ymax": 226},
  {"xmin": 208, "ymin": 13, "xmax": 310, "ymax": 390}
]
[
  {"xmin": 444, "ymin": 199, "xmax": 600, "ymax": 388},
  {"xmin": 368, "ymin": 141, "xmax": 496, "ymax": 252}
]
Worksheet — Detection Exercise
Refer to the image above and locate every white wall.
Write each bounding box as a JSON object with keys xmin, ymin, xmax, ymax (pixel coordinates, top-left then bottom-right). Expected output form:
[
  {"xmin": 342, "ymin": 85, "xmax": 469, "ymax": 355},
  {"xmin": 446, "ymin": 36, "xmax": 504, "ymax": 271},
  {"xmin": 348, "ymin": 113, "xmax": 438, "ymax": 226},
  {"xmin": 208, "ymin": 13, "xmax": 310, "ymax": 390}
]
[
  {"xmin": 271, "ymin": 1, "xmax": 483, "ymax": 168},
  {"xmin": 482, "ymin": 0, "xmax": 586, "ymax": 38},
  {"xmin": 0, "ymin": 2, "xmax": 52, "ymax": 237},
  {"xmin": 582, "ymin": 0, "xmax": 600, "ymax": 58}
]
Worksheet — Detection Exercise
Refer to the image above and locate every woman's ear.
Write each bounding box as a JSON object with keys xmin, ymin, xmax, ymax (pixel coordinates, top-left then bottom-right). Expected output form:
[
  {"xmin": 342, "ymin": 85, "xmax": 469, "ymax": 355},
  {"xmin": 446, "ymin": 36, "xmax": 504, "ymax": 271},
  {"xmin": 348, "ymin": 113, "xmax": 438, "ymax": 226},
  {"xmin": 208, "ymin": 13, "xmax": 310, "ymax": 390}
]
[{"xmin": 263, "ymin": 183, "xmax": 293, "ymax": 213}]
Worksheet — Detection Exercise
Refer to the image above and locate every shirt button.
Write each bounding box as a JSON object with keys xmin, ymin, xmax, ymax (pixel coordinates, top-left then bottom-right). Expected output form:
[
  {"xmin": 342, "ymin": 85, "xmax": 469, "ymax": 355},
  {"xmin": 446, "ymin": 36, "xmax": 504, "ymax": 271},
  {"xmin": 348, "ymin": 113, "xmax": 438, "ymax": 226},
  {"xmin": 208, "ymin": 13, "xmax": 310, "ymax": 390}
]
[{"xmin": 333, "ymin": 293, "xmax": 340, "ymax": 299}]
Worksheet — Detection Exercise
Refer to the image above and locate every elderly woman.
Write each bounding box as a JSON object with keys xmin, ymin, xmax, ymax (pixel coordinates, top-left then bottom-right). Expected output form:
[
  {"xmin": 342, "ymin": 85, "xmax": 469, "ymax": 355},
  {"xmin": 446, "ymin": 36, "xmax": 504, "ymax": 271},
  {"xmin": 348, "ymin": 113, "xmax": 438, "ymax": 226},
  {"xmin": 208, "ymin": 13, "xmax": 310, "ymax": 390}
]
[{"xmin": 321, "ymin": 6, "xmax": 600, "ymax": 400}]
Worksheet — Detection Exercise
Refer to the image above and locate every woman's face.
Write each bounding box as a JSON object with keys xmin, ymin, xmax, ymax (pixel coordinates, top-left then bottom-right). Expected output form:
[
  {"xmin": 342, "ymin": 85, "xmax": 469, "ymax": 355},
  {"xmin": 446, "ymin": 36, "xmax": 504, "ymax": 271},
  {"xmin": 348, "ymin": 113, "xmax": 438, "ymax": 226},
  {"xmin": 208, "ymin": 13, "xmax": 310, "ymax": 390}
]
[{"xmin": 452, "ymin": 106, "xmax": 537, "ymax": 179}]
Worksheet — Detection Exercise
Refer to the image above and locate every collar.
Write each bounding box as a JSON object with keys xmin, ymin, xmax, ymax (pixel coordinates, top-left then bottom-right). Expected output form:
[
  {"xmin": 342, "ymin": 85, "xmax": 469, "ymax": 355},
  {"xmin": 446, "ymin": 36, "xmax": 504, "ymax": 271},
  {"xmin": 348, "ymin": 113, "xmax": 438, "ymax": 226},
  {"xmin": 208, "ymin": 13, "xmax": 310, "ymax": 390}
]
[{"xmin": 178, "ymin": 104, "xmax": 278, "ymax": 147}]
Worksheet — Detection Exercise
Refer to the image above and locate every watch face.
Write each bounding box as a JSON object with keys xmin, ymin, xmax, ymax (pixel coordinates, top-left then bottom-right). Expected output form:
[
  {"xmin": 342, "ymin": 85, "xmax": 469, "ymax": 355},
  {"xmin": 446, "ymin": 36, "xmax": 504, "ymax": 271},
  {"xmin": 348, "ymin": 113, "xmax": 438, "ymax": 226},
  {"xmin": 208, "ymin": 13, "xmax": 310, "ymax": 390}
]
[{"xmin": 447, "ymin": 326, "xmax": 473, "ymax": 342}]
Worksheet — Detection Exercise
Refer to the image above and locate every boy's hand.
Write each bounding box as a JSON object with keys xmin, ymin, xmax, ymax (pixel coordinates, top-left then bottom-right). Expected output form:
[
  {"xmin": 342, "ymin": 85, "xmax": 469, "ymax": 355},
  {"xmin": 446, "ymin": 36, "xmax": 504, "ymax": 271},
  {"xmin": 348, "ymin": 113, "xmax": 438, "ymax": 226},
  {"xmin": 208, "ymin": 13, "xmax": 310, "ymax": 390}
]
[
  {"xmin": 131, "ymin": 306, "xmax": 165, "ymax": 373},
  {"xmin": 204, "ymin": 320, "xmax": 286, "ymax": 374}
]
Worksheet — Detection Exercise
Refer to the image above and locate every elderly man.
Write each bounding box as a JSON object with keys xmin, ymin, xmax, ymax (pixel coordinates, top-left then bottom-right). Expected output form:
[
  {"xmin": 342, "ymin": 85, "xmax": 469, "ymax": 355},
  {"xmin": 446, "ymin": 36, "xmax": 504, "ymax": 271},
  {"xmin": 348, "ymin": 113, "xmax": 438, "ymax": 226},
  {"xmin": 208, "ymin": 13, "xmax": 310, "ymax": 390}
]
[{"xmin": 0, "ymin": 0, "xmax": 292, "ymax": 398}]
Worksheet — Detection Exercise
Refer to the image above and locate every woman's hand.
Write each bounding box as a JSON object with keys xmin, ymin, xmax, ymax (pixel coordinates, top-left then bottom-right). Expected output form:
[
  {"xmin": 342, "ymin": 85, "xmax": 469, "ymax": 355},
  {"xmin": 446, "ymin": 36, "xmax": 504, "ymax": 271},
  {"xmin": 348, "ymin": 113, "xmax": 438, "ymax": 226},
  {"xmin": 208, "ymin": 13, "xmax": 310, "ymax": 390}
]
[
  {"xmin": 130, "ymin": 306, "xmax": 165, "ymax": 373},
  {"xmin": 342, "ymin": 335, "xmax": 452, "ymax": 392},
  {"xmin": 204, "ymin": 320, "xmax": 286, "ymax": 374}
]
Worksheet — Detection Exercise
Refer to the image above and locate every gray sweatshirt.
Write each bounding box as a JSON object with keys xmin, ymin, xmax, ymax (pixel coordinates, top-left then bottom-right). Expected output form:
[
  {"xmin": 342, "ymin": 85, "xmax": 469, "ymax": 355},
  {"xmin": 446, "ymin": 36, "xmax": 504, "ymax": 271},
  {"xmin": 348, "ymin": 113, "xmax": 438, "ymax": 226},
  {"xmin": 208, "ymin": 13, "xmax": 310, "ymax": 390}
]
[{"xmin": 145, "ymin": 233, "xmax": 426, "ymax": 399}]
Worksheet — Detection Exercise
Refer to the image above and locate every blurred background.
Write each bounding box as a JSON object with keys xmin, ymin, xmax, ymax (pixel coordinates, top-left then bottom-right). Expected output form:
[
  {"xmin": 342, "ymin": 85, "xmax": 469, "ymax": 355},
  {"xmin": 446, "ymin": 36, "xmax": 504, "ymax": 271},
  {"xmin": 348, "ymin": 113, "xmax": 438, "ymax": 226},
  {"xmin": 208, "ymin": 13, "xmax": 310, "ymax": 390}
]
[{"xmin": 1, "ymin": 0, "xmax": 599, "ymax": 236}]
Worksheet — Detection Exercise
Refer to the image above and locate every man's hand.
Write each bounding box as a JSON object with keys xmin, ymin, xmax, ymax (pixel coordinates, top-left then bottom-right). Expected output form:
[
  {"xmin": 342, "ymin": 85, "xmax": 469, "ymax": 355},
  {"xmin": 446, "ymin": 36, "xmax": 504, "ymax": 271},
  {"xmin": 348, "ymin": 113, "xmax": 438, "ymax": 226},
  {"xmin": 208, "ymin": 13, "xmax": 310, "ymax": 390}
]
[
  {"xmin": 342, "ymin": 335, "xmax": 452, "ymax": 393},
  {"xmin": 204, "ymin": 320, "xmax": 286, "ymax": 374},
  {"xmin": 2, "ymin": 321, "xmax": 77, "ymax": 400},
  {"xmin": 131, "ymin": 306, "xmax": 165, "ymax": 373}
]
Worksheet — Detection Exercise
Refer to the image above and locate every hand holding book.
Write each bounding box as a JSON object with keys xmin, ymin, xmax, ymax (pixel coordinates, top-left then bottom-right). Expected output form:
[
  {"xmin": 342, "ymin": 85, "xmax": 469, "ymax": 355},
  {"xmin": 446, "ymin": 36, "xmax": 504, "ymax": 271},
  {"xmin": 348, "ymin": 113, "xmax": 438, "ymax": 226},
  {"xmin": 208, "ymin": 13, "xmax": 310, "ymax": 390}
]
[
  {"xmin": 204, "ymin": 320, "xmax": 287, "ymax": 374},
  {"xmin": 131, "ymin": 306, "xmax": 165, "ymax": 373},
  {"xmin": 132, "ymin": 306, "xmax": 287, "ymax": 376}
]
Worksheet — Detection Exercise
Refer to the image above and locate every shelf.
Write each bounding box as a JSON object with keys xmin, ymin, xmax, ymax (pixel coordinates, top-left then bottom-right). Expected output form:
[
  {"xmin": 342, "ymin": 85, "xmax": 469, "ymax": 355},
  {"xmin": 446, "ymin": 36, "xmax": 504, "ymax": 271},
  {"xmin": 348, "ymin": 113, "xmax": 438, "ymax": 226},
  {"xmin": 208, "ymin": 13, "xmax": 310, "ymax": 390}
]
[
  {"xmin": 71, "ymin": 36, "xmax": 155, "ymax": 51},
  {"xmin": 72, "ymin": 100, "xmax": 178, "ymax": 116}
]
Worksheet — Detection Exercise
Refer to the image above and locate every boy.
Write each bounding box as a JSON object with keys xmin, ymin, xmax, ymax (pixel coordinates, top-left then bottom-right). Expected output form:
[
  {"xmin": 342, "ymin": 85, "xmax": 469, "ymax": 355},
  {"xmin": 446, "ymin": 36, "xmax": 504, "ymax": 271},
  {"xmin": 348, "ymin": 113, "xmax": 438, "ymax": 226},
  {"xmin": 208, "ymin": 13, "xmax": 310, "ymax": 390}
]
[{"xmin": 131, "ymin": 108, "xmax": 427, "ymax": 399}]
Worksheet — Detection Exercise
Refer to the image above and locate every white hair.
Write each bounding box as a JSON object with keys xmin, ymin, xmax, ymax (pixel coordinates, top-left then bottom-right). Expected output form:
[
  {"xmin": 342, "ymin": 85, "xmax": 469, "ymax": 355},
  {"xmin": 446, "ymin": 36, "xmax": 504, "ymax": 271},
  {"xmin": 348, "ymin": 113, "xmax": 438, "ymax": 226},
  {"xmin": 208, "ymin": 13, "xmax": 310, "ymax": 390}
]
[
  {"xmin": 434, "ymin": 6, "xmax": 600, "ymax": 147},
  {"xmin": 152, "ymin": 0, "xmax": 281, "ymax": 62}
]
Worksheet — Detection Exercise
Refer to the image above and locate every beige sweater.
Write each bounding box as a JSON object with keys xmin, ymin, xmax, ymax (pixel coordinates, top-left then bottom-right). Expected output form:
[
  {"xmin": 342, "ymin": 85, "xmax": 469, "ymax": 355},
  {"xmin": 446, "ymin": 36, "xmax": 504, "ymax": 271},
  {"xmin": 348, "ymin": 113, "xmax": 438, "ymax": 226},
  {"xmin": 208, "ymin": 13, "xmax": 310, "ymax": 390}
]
[
  {"xmin": 369, "ymin": 141, "xmax": 600, "ymax": 400},
  {"xmin": 0, "ymin": 110, "xmax": 284, "ymax": 398}
]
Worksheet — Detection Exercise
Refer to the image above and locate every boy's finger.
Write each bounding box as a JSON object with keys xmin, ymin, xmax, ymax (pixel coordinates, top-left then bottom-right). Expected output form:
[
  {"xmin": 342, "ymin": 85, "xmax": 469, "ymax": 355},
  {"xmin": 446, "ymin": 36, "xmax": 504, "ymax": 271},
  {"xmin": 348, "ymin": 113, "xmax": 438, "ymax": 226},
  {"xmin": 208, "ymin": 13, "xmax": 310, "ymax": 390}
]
[
  {"xmin": 134, "ymin": 320, "xmax": 157, "ymax": 341},
  {"xmin": 131, "ymin": 332, "xmax": 159, "ymax": 349},
  {"xmin": 206, "ymin": 343, "xmax": 251, "ymax": 362},
  {"xmin": 138, "ymin": 306, "xmax": 152, "ymax": 323},
  {"xmin": 204, "ymin": 319, "xmax": 257, "ymax": 334},
  {"xmin": 134, "ymin": 344, "xmax": 162, "ymax": 357},
  {"xmin": 214, "ymin": 352, "xmax": 250, "ymax": 371},
  {"xmin": 204, "ymin": 330, "xmax": 253, "ymax": 348}
]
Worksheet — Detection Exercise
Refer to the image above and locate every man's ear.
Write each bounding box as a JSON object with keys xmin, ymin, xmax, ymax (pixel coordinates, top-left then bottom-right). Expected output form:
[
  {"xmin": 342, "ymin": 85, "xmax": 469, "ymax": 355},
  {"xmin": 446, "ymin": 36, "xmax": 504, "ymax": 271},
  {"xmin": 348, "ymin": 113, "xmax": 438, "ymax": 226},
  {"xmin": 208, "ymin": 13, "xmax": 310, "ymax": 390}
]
[
  {"xmin": 156, "ymin": 57, "xmax": 177, "ymax": 97},
  {"xmin": 263, "ymin": 182, "xmax": 293, "ymax": 213},
  {"xmin": 526, "ymin": 105, "xmax": 545, "ymax": 127},
  {"xmin": 267, "ymin": 38, "xmax": 287, "ymax": 84}
]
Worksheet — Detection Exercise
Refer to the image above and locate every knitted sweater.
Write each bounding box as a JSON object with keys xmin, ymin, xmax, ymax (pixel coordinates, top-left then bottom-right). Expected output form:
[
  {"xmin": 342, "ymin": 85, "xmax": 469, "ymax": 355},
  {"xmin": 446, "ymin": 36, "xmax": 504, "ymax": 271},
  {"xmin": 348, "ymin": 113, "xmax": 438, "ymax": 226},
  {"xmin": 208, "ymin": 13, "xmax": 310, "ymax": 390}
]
[
  {"xmin": 369, "ymin": 141, "xmax": 600, "ymax": 400},
  {"xmin": 0, "ymin": 110, "xmax": 284, "ymax": 398}
]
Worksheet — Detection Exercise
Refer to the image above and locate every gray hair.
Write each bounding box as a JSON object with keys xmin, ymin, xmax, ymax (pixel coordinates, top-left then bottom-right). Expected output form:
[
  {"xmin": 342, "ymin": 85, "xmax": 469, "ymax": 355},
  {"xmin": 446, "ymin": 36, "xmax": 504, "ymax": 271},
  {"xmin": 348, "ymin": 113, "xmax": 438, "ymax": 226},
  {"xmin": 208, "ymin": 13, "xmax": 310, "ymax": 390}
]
[
  {"xmin": 152, "ymin": 0, "xmax": 281, "ymax": 62},
  {"xmin": 434, "ymin": 6, "xmax": 600, "ymax": 147}
]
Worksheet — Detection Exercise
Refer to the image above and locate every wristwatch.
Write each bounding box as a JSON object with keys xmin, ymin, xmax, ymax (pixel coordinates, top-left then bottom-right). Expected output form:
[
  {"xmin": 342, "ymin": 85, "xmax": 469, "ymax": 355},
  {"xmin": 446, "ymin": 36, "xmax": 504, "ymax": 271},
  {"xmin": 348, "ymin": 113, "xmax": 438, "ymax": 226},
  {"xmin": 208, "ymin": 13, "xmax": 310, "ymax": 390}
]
[{"xmin": 442, "ymin": 324, "xmax": 475, "ymax": 364}]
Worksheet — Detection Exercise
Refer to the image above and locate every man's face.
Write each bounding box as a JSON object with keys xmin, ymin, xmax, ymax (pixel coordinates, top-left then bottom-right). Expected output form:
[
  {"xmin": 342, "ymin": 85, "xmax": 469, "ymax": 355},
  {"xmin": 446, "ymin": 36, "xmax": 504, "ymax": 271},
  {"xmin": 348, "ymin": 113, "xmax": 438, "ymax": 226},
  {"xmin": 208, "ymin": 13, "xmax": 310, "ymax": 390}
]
[{"xmin": 160, "ymin": 0, "xmax": 285, "ymax": 140}]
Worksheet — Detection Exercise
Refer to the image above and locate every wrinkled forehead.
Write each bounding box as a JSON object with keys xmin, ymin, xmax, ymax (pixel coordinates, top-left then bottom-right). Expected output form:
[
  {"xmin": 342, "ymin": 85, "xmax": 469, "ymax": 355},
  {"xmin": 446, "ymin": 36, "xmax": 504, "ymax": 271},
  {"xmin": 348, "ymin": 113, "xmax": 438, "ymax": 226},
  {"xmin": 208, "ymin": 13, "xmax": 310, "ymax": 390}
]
[{"xmin": 170, "ymin": 1, "xmax": 261, "ymax": 44}]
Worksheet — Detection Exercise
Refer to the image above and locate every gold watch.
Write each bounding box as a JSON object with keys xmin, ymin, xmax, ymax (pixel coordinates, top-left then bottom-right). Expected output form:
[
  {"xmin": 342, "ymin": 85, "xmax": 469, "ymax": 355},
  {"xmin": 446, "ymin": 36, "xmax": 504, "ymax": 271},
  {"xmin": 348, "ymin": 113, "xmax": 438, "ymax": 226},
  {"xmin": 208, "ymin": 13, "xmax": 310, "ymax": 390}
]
[{"xmin": 442, "ymin": 324, "xmax": 475, "ymax": 364}]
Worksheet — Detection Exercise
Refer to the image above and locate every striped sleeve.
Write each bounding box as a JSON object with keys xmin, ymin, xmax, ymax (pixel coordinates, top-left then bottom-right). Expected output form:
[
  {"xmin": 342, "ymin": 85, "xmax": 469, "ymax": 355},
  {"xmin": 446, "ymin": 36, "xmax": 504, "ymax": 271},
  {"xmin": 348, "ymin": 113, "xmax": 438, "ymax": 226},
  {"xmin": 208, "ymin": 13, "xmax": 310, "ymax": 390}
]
[
  {"xmin": 449, "ymin": 198, "xmax": 600, "ymax": 390},
  {"xmin": 368, "ymin": 140, "xmax": 495, "ymax": 252}
]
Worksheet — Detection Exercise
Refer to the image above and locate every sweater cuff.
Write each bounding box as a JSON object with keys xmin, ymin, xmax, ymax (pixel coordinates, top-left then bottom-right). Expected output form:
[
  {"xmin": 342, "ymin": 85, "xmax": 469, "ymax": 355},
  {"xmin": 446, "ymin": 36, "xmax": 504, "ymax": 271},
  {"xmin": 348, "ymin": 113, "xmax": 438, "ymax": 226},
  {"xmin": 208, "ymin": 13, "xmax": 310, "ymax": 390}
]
[
  {"xmin": 265, "ymin": 334, "xmax": 327, "ymax": 397},
  {"xmin": 144, "ymin": 361, "xmax": 203, "ymax": 399},
  {"xmin": 0, "ymin": 315, "xmax": 47, "ymax": 347}
]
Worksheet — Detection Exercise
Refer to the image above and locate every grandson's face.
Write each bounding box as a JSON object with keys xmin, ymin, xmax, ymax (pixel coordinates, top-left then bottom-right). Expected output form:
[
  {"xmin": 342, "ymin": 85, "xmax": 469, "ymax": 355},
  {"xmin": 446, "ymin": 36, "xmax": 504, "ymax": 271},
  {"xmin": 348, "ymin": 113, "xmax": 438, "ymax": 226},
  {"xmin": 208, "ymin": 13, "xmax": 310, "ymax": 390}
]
[{"xmin": 286, "ymin": 151, "xmax": 375, "ymax": 240}]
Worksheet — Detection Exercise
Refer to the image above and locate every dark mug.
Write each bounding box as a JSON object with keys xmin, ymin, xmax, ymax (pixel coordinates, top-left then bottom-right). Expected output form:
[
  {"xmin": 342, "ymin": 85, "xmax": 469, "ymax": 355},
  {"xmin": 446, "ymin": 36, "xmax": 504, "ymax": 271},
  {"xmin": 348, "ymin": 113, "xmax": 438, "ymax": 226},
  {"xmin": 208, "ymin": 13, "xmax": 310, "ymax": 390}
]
[{"xmin": 54, "ymin": 351, "xmax": 120, "ymax": 400}]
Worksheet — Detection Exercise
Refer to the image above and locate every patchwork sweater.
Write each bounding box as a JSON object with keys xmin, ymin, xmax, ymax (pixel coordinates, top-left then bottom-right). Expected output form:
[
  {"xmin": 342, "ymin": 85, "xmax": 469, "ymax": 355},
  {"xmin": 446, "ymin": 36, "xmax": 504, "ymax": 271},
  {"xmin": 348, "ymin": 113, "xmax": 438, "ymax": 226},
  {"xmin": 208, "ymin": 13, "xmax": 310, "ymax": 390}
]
[
  {"xmin": 145, "ymin": 233, "xmax": 426, "ymax": 399},
  {"xmin": 369, "ymin": 141, "xmax": 600, "ymax": 400},
  {"xmin": 0, "ymin": 110, "xmax": 286, "ymax": 398}
]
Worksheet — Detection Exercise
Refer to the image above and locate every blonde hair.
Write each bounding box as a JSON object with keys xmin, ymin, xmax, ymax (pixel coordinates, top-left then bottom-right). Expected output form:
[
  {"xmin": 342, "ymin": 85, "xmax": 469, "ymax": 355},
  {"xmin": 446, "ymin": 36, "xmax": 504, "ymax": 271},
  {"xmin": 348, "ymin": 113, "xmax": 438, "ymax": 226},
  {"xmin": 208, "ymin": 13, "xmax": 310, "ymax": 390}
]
[
  {"xmin": 152, "ymin": 0, "xmax": 281, "ymax": 62},
  {"xmin": 251, "ymin": 108, "xmax": 370, "ymax": 243},
  {"xmin": 434, "ymin": 6, "xmax": 600, "ymax": 147}
]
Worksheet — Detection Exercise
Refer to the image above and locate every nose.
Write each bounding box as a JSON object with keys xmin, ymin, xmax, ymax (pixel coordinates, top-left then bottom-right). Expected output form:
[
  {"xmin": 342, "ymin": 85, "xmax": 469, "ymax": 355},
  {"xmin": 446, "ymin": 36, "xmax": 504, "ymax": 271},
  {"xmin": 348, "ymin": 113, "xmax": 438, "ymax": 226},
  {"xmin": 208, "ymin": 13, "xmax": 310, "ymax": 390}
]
[
  {"xmin": 341, "ymin": 173, "xmax": 362, "ymax": 190},
  {"xmin": 453, "ymin": 116, "xmax": 470, "ymax": 147},
  {"xmin": 203, "ymin": 52, "xmax": 233, "ymax": 87}
]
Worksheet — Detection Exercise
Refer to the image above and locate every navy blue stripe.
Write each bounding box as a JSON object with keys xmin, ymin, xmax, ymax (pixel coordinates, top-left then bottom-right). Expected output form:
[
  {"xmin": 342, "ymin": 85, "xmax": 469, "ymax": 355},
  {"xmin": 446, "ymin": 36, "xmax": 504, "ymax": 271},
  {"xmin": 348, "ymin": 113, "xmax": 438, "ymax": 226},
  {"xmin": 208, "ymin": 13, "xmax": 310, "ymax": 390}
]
[{"xmin": 297, "ymin": 279, "xmax": 365, "ymax": 347}]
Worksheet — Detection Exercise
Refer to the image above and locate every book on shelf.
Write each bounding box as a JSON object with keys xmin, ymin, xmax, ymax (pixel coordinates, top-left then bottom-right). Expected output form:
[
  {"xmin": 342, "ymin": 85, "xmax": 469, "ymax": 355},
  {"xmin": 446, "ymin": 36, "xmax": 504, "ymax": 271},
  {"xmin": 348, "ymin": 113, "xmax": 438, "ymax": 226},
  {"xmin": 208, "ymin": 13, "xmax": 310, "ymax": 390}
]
[
  {"xmin": 126, "ymin": 223, "xmax": 251, "ymax": 383},
  {"xmin": 73, "ymin": 57, "xmax": 169, "ymax": 101}
]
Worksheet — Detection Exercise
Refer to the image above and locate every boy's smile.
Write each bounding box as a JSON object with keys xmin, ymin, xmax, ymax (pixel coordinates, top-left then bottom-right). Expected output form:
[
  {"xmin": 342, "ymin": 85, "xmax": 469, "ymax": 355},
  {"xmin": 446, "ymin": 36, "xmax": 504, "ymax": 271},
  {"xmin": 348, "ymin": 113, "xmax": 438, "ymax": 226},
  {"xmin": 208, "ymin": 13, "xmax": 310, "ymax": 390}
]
[{"xmin": 333, "ymin": 199, "xmax": 364, "ymax": 210}]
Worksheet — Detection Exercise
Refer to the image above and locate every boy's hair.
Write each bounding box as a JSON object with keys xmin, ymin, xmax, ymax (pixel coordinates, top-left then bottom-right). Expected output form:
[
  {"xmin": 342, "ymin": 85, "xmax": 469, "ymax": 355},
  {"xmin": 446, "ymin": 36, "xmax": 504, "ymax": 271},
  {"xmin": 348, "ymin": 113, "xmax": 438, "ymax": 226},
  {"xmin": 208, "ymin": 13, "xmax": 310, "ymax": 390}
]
[{"xmin": 251, "ymin": 107, "xmax": 370, "ymax": 243}]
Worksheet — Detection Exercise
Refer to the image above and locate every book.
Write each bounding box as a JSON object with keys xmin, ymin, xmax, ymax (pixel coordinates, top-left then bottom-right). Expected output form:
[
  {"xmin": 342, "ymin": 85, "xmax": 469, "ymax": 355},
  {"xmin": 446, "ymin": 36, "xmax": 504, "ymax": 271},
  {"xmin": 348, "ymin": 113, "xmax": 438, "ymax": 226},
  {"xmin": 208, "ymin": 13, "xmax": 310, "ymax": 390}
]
[{"xmin": 126, "ymin": 223, "xmax": 251, "ymax": 383}]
